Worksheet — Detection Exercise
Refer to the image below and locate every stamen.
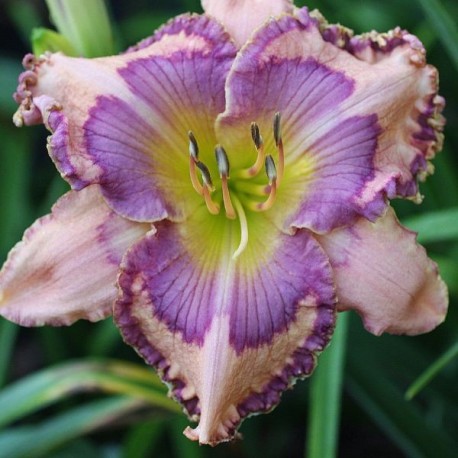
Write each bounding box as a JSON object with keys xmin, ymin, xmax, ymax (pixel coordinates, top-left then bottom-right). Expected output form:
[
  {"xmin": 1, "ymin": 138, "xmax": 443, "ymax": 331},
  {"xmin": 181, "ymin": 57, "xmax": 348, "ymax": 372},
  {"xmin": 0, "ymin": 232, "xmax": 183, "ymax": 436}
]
[
  {"xmin": 251, "ymin": 122, "xmax": 262, "ymax": 149},
  {"xmin": 231, "ymin": 194, "xmax": 249, "ymax": 260},
  {"xmin": 215, "ymin": 145, "xmax": 236, "ymax": 219},
  {"xmin": 196, "ymin": 162, "xmax": 220, "ymax": 215},
  {"xmin": 202, "ymin": 186, "xmax": 220, "ymax": 215},
  {"xmin": 273, "ymin": 112, "xmax": 284, "ymax": 185},
  {"xmin": 233, "ymin": 181, "xmax": 270, "ymax": 196},
  {"xmin": 196, "ymin": 161, "xmax": 215, "ymax": 191},
  {"xmin": 235, "ymin": 122, "xmax": 265, "ymax": 179},
  {"xmin": 246, "ymin": 155, "xmax": 277, "ymax": 212},
  {"xmin": 258, "ymin": 155, "xmax": 277, "ymax": 211},
  {"xmin": 188, "ymin": 131, "xmax": 203, "ymax": 194},
  {"xmin": 273, "ymin": 112, "xmax": 281, "ymax": 147},
  {"xmin": 215, "ymin": 144, "xmax": 230, "ymax": 177},
  {"xmin": 188, "ymin": 131, "xmax": 199, "ymax": 161},
  {"xmin": 265, "ymin": 155, "xmax": 277, "ymax": 184}
]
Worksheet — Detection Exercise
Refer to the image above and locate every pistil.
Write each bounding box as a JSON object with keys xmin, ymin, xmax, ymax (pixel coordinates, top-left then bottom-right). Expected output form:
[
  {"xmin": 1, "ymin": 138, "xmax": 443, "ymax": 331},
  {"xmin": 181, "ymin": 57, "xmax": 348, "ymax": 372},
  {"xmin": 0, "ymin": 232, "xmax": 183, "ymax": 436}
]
[
  {"xmin": 231, "ymin": 194, "xmax": 249, "ymax": 260},
  {"xmin": 187, "ymin": 111, "xmax": 283, "ymax": 232}
]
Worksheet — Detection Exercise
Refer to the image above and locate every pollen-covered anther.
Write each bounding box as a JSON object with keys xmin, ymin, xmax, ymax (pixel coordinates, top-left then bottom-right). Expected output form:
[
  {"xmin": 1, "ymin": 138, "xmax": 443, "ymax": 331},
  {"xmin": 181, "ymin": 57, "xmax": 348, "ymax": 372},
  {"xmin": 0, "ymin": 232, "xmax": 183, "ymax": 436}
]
[
  {"xmin": 215, "ymin": 145, "xmax": 236, "ymax": 219},
  {"xmin": 273, "ymin": 112, "xmax": 284, "ymax": 184},
  {"xmin": 196, "ymin": 161, "xmax": 220, "ymax": 215}
]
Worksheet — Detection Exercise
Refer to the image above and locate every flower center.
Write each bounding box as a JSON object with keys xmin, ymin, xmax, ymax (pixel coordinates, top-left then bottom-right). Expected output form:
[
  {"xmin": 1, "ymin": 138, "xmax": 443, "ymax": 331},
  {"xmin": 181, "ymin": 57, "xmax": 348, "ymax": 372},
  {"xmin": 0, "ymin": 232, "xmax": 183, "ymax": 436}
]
[{"xmin": 188, "ymin": 112, "xmax": 284, "ymax": 259}]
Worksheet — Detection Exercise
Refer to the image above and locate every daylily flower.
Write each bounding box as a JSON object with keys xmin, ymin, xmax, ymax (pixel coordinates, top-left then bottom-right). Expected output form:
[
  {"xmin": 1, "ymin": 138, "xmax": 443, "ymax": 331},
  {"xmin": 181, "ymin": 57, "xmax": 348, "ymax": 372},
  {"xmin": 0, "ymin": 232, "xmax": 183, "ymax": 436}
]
[{"xmin": 1, "ymin": 0, "xmax": 448, "ymax": 445}]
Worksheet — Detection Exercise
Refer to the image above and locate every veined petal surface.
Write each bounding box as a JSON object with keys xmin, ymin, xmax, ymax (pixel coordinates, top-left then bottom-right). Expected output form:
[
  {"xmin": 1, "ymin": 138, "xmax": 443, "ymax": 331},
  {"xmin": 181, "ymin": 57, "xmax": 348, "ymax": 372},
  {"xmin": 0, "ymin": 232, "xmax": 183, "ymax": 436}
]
[
  {"xmin": 0, "ymin": 186, "xmax": 149, "ymax": 326},
  {"xmin": 115, "ymin": 211, "xmax": 336, "ymax": 444},
  {"xmin": 312, "ymin": 10, "xmax": 445, "ymax": 201},
  {"xmin": 217, "ymin": 8, "xmax": 444, "ymax": 233},
  {"xmin": 14, "ymin": 14, "xmax": 237, "ymax": 222},
  {"xmin": 317, "ymin": 208, "xmax": 448, "ymax": 335},
  {"xmin": 201, "ymin": 0, "xmax": 294, "ymax": 48}
]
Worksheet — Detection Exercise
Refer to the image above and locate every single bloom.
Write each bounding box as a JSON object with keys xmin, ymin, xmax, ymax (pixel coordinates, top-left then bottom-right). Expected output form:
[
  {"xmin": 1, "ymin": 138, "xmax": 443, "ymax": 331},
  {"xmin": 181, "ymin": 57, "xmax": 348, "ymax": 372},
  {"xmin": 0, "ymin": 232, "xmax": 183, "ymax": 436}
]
[{"xmin": 1, "ymin": 0, "xmax": 448, "ymax": 445}]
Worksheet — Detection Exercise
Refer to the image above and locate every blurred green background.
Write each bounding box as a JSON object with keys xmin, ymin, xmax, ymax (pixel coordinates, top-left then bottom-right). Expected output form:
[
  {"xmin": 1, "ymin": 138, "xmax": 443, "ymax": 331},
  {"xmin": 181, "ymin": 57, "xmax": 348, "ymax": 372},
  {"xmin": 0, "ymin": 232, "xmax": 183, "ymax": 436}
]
[{"xmin": 0, "ymin": 0, "xmax": 456, "ymax": 457}]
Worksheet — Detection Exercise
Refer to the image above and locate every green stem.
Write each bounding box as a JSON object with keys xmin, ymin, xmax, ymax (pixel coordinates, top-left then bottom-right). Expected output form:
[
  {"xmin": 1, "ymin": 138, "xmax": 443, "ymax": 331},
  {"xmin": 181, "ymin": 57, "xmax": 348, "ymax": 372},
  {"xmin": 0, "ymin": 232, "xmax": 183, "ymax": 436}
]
[{"xmin": 306, "ymin": 312, "xmax": 350, "ymax": 458}]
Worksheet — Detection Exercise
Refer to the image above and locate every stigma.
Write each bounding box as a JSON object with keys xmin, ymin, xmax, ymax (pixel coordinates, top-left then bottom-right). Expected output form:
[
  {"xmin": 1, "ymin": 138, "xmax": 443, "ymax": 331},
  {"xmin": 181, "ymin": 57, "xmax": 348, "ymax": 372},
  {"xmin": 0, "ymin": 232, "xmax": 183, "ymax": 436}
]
[{"xmin": 187, "ymin": 112, "xmax": 284, "ymax": 258}]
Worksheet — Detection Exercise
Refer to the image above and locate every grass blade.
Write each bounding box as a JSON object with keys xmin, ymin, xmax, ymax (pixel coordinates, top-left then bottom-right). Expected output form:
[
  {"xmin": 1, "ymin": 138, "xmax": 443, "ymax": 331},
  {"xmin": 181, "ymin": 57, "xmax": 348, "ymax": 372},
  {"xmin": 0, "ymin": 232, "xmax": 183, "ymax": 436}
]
[
  {"xmin": 0, "ymin": 321, "xmax": 18, "ymax": 387},
  {"xmin": 306, "ymin": 312, "xmax": 349, "ymax": 458},
  {"xmin": 0, "ymin": 396, "xmax": 144, "ymax": 458},
  {"xmin": 0, "ymin": 358, "xmax": 180, "ymax": 429},
  {"xmin": 347, "ymin": 349, "xmax": 458, "ymax": 457},
  {"xmin": 406, "ymin": 341, "xmax": 458, "ymax": 400},
  {"xmin": 403, "ymin": 207, "xmax": 458, "ymax": 243},
  {"xmin": 416, "ymin": 0, "xmax": 458, "ymax": 71}
]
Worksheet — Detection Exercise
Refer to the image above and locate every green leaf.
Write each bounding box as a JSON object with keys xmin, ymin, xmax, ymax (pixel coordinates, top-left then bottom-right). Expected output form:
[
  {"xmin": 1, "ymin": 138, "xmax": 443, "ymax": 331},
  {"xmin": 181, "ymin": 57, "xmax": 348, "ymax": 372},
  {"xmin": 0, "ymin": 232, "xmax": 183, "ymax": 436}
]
[
  {"xmin": 0, "ymin": 396, "xmax": 143, "ymax": 458},
  {"xmin": 306, "ymin": 312, "xmax": 349, "ymax": 458},
  {"xmin": 45, "ymin": 0, "xmax": 114, "ymax": 57},
  {"xmin": 32, "ymin": 28, "xmax": 78, "ymax": 56},
  {"xmin": 347, "ymin": 349, "xmax": 458, "ymax": 457},
  {"xmin": 169, "ymin": 416, "xmax": 204, "ymax": 458},
  {"xmin": 0, "ymin": 125, "xmax": 32, "ymax": 253},
  {"xmin": 0, "ymin": 321, "xmax": 18, "ymax": 388},
  {"xmin": 118, "ymin": 13, "xmax": 175, "ymax": 46},
  {"xmin": 123, "ymin": 419, "xmax": 165, "ymax": 458},
  {"xmin": 406, "ymin": 341, "xmax": 458, "ymax": 400},
  {"xmin": 0, "ymin": 124, "xmax": 32, "ymax": 388},
  {"xmin": 0, "ymin": 359, "xmax": 180, "ymax": 429},
  {"xmin": 5, "ymin": 0, "xmax": 44, "ymax": 45},
  {"xmin": 403, "ymin": 207, "xmax": 458, "ymax": 243},
  {"xmin": 434, "ymin": 256, "xmax": 458, "ymax": 296},
  {"xmin": 0, "ymin": 58, "xmax": 23, "ymax": 117},
  {"xmin": 416, "ymin": 0, "xmax": 458, "ymax": 71},
  {"xmin": 86, "ymin": 319, "xmax": 122, "ymax": 357}
]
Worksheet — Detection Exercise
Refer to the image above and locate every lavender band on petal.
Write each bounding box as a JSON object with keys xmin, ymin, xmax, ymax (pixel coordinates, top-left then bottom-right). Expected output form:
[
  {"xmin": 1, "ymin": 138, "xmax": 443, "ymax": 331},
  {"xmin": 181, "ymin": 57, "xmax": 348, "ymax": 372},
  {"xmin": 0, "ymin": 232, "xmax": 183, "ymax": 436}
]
[{"xmin": 237, "ymin": 302, "xmax": 335, "ymax": 418}]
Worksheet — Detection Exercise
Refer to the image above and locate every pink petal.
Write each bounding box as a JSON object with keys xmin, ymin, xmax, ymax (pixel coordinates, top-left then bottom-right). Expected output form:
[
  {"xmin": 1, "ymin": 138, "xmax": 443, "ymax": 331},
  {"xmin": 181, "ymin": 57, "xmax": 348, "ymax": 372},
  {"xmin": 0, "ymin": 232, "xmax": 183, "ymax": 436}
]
[
  {"xmin": 217, "ymin": 8, "xmax": 444, "ymax": 233},
  {"xmin": 309, "ymin": 10, "xmax": 445, "ymax": 201},
  {"xmin": 201, "ymin": 0, "xmax": 294, "ymax": 48},
  {"xmin": 0, "ymin": 186, "xmax": 149, "ymax": 326},
  {"xmin": 115, "ymin": 215, "xmax": 335, "ymax": 444},
  {"xmin": 13, "ymin": 15, "xmax": 237, "ymax": 223},
  {"xmin": 317, "ymin": 208, "xmax": 448, "ymax": 335}
]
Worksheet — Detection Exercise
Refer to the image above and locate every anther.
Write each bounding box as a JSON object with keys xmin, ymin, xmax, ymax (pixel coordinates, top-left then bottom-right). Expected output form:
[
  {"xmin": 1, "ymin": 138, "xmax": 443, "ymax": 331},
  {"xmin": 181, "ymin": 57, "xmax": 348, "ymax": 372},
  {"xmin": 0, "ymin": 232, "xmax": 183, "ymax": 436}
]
[
  {"xmin": 273, "ymin": 112, "xmax": 284, "ymax": 184},
  {"xmin": 251, "ymin": 122, "xmax": 262, "ymax": 149},
  {"xmin": 265, "ymin": 155, "xmax": 277, "ymax": 184},
  {"xmin": 188, "ymin": 131, "xmax": 199, "ymax": 161},
  {"xmin": 273, "ymin": 112, "xmax": 281, "ymax": 147},
  {"xmin": 215, "ymin": 145, "xmax": 236, "ymax": 219},
  {"xmin": 247, "ymin": 155, "xmax": 277, "ymax": 212},
  {"xmin": 196, "ymin": 161, "xmax": 214, "ymax": 191},
  {"xmin": 188, "ymin": 131, "xmax": 203, "ymax": 194},
  {"xmin": 215, "ymin": 145, "xmax": 230, "ymax": 178},
  {"xmin": 196, "ymin": 161, "xmax": 220, "ymax": 215},
  {"xmin": 236, "ymin": 122, "xmax": 265, "ymax": 179}
]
